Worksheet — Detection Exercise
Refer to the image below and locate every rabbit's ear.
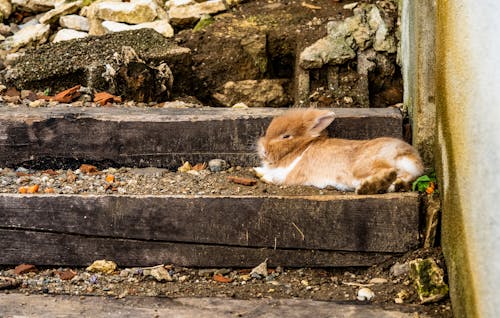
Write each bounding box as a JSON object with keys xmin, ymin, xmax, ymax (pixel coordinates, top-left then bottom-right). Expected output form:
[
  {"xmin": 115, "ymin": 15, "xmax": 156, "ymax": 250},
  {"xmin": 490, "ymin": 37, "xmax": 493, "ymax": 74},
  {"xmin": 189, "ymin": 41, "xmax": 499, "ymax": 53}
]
[{"xmin": 309, "ymin": 111, "xmax": 335, "ymax": 137}]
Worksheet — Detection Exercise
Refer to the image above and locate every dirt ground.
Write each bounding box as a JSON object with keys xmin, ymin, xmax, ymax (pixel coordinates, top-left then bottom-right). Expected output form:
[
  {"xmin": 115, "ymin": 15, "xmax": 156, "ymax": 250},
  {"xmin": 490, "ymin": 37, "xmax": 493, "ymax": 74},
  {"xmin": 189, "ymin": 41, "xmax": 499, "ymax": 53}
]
[
  {"xmin": 174, "ymin": 0, "xmax": 402, "ymax": 107},
  {"xmin": 0, "ymin": 247, "xmax": 451, "ymax": 317}
]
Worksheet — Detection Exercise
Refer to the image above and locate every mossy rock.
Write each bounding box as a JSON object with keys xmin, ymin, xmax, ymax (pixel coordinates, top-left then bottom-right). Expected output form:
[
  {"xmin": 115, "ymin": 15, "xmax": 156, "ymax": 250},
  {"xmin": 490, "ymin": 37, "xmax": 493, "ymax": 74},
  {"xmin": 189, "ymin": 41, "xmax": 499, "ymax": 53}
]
[{"xmin": 409, "ymin": 258, "xmax": 449, "ymax": 304}]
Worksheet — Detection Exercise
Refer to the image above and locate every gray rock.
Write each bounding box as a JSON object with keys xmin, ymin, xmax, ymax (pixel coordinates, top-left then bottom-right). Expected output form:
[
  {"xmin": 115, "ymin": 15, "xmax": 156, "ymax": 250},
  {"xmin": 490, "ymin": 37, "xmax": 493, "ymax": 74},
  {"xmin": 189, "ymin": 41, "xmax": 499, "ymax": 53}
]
[
  {"xmin": 168, "ymin": 0, "xmax": 227, "ymax": 27},
  {"xmin": 299, "ymin": 36, "xmax": 356, "ymax": 69},
  {"xmin": 208, "ymin": 159, "xmax": 227, "ymax": 172},
  {"xmin": 1, "ymin": 29, "xmax": 189, "ymax": 101},
  {"xmin": 213, "ymin": 79, "xmax": 290, "ymax": 108},
  {"xmin": 390, "ymin": 262, "xmax": 409, "ymax": 277},
  {"xmin": 53, "ymin": 29, "xmax": 88, "ymax": 43},
  {"xmin": 0, "ymin": 23, "xmax": 50, "ymax": 51},
  {"xmin": 368, "ymin": 6, "xmax": 397, "ymax": 53},
  {"xmin": 59, "ymin": 15, "xmax": 90, "ymax": 32}
]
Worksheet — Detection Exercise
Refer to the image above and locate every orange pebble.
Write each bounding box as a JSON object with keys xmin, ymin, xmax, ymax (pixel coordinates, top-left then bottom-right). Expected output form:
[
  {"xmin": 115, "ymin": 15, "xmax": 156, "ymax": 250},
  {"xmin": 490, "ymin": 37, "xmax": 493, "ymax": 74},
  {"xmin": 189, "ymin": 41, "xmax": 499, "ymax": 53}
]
[
  {"xmin": 27, "ymin": 184, "xmax": 39, "ymax": 193},
  {"xmin": 105, "ymin": 175, "xmax": 115, "ymax": 183},
  {"xmin": 44, "ymin": 188, "xmax": 55, "ymax": 194},
  {"xmin": 18, "ymin": 186, "xmax": 28, "ymax": 194}
]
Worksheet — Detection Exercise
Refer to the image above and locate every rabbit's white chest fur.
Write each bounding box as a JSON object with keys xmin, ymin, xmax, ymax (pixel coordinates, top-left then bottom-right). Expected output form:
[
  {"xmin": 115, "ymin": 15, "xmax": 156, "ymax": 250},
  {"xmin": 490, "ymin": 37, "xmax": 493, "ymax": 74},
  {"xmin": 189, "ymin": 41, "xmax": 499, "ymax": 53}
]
[{"xmin": 254, "ymin": 154, "xmax": 304, "ymax": 184}]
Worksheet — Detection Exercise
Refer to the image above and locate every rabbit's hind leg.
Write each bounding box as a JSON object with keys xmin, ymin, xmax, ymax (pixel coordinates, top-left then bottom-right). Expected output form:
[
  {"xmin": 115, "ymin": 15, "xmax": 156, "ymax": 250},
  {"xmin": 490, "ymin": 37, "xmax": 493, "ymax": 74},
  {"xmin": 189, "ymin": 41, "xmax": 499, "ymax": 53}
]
[{"xmin": 355, "ymin": 168, "xmax": 397, "ymax": 195}]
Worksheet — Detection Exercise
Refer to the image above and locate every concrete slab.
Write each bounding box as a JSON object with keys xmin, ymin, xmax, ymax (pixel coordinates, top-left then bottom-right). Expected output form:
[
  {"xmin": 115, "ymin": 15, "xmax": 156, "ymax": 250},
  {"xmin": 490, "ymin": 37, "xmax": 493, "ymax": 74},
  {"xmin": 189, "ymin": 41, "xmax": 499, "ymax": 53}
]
[{"xmin": 0, "ymin": 294, "xmax": 426, "ymax": 318}]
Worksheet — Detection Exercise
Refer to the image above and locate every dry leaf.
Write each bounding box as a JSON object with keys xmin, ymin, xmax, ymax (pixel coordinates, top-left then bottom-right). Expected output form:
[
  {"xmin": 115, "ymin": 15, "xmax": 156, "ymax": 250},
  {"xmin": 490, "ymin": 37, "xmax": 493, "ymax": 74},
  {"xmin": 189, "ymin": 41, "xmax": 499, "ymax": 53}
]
[
  {"xmin": 94, "ymin": 92, "xmax": 122, "ymax": 106},
  {"xmin": 227, "ymin": 176, "xmax": 258, "ymax": 186},
  {"xmin": 27, "ymin": 184, "xmax": 39, "ymax": 193},
  {"xmin": 80, "ymin": 164, "xmax": 98, "ymax": 174},
  {"xmin": 192, "ymin": 163, "xmax": 207, "ymax": 171},
  {"xmin": 213, "ymin": 274, "xmax": 233, "ymax": 283},
  {"xmin": 54, "ymin": 85, "xmax": 81, "ymax": 103}
]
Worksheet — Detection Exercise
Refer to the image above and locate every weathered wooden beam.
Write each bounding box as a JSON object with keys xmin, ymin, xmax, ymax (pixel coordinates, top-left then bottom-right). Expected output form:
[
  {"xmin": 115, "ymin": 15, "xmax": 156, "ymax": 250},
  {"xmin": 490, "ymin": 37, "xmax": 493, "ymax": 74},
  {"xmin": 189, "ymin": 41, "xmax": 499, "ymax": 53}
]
[
  {"xmin": 0, "ymin": 192, "xmax": 420, "ymax": 253},
  {"xmin": 0, "ymin": 107, "xmax": 402, "ymax": 169},
  {"xmin": 0, "ymin": 229, "xmax": 396, "ymax": 267}
]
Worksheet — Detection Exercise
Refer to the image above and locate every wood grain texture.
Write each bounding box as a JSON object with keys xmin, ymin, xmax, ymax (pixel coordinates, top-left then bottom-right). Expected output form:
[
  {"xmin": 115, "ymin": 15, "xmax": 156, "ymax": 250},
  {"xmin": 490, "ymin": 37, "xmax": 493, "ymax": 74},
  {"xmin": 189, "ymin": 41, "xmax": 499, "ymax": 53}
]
[
  {"xmin": 0, "ymin": 193, "xmax": 420, "ymax": 253},
  {"xmin": 0, "ymin": 107, "xmax": 402, "ymax": 168},
  {"xmin": 0, "ymin": 229, "xmax": 397, "ymax": 267}
]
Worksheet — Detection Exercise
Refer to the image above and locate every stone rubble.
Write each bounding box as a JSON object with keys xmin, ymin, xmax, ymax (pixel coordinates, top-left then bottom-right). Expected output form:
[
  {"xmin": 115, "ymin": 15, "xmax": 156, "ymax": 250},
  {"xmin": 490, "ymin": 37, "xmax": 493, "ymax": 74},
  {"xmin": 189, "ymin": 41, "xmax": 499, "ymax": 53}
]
[
  {"xmin": 0, "ymin": 0, "xmax": 402, "ymax": 108},
  {"xmin": 0, "ymin": 0, "xmax": 220, "ymax": 48}
]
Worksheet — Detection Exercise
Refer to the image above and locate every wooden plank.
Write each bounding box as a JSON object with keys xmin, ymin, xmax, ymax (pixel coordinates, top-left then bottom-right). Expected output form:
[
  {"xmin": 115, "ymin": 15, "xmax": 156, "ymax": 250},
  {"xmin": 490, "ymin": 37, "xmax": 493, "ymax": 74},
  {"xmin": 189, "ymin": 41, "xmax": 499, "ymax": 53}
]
[
  {"xmin": 0, "ymin": 107, "xmax": 402, "ymax": 169},
  {"xmin": 0, "ymin": 193, "xmax": 420, "ymax": 253},
  {"xmin": 0, "ymin": 229, "xmax": 396, "ymax": 267}
]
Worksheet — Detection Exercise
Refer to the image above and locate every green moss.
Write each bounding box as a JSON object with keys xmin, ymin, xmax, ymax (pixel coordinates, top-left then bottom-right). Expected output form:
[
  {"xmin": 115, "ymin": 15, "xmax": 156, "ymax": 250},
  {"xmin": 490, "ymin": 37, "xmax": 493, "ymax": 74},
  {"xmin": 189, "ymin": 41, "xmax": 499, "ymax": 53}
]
[
  {"xmin": 410, "ymin": 258, "xmax": 449, "ymax": 303},
  {"xmin": 193, "ymin": 15, "xmax": 215, "ymax": 32}
]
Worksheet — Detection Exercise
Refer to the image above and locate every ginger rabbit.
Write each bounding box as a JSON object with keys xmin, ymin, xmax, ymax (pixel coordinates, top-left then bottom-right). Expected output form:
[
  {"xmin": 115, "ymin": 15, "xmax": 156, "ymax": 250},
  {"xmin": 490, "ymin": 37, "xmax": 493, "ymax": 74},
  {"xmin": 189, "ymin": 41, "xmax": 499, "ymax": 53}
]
[{"xmin": 254, "ymin": 108, "xmax": 424, "ymax": 194}]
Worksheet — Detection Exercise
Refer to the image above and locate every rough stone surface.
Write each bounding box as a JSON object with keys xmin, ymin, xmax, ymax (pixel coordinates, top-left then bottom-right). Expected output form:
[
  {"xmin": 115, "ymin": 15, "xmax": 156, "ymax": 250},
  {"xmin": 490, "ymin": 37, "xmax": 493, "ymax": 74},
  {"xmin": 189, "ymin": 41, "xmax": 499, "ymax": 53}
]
[
  {"xmin": 169, "ymin": 0, "xmax": 227, "ymax": 26},
  {"xmin": 409, "ymin": 258, "xmax": 449, "ymax": 304},
  {"xmin": 59, "ymin": 14, "xmax": 90, "ymax": 32},
  {"xmin": 0, "ymin": 0, "xmax": 12, "ymax": 21},
  {"xmin": 102, "ymin": 19, "xmax": 174, "ymax": 38},
  {"xmin": 39, "ymin": 0, "xmax": 82, "ymax": 25},
  {"xmin": 299, "ymin": 36, "xmax": 356, "ymax": 69},
  {"xmin": 91, "ymin": 0, "xmax": 158, "ymax": 24},
  {"xmin": 11, "ymin": 0, "xmax": 55, "ymax": 13},
  {"xmin": 0, "ymin": 23, "xmax": 50, "ymax": 51},
  {"xmin": 53, "ymin": 28, "xmax": 88, "ymax": 42},
  {"xmin": 368, "ymin": 6, "xmax": 397, "ymax": 53},
  {"xmin": 1, "ymin": 29, "xmax": 189, "ymax": 98},
  {"xmin": 299, "ymin": 3, "xmax": 395, "ymax": 70},
  {"xmin": 213, "ymin": 79, "xmax": 290, "ymax": 107}
]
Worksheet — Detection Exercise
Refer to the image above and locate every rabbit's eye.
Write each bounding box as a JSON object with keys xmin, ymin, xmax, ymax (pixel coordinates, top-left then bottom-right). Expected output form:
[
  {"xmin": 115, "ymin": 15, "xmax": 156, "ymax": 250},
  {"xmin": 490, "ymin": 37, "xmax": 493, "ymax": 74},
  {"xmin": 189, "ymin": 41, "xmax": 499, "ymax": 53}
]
[{"xmin": 282, "ymin": 134, "xmax": 291, "ymax": 139}]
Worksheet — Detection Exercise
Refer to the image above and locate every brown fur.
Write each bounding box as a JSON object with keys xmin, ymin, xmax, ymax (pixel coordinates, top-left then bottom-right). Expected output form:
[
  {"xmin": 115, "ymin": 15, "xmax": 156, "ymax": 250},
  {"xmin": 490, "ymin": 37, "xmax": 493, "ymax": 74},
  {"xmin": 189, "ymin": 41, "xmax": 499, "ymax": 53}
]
[{"xmin": 256, "ymin": 108, "xmax": 424, "ymax": 194}]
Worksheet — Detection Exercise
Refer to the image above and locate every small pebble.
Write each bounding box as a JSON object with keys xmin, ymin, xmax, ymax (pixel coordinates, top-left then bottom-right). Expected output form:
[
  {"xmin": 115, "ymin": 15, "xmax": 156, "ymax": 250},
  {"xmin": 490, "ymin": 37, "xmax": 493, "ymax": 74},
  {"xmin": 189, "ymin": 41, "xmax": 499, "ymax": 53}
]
[
  {"xmin": 357, "ymin": 288, "xmax": 375, "ymax": 301},
  {"xmin": 208, "ymin": 159, "xmax": 228, "ymax": 172}
]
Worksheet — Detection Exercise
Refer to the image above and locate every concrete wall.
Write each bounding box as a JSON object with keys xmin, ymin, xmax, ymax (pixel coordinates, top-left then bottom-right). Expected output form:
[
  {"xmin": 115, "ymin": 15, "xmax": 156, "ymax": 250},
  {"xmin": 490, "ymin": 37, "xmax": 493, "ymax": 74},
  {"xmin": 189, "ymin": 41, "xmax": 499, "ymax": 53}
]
[
  {"xmin": 436, "ymin": 2, "xmax": 500, "ymax": 317},
  {"xmin": 403, "ymin": 1, "xmax": 500, "ymax": 317},
  {"xmin": 400, "ymin": 0, "xmax": 436, "ymax": 167}
]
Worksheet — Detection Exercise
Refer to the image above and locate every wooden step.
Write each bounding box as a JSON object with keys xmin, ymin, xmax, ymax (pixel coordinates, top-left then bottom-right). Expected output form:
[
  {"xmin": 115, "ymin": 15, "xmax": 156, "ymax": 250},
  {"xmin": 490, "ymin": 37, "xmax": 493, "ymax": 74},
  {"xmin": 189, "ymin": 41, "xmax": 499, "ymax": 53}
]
[
  {"xmin": 0, "ymin": 192, "xmax": 420, "ymax": 267},
  {"xmin": 0, "ymin": 107, "xmax": 403, "ymax": 169}
]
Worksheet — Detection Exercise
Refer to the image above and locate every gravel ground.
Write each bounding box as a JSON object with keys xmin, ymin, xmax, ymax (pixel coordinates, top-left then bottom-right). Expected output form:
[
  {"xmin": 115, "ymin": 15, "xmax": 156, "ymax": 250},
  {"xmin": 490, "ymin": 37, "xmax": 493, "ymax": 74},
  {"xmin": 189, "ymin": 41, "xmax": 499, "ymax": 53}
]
[
  {"xmin": 0, "ymin": 248, "xmax": 452, "ymax": 317},
  {"xmin": 0, "ymin": 164, "xmax": 346, "ymax": 196}
]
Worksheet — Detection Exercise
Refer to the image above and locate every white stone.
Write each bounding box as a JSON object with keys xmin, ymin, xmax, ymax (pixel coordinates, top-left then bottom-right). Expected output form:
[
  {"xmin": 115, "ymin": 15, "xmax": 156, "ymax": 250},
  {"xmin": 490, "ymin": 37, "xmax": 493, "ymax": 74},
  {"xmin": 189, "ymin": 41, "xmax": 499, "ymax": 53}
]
[
  {"xmin": 357, "ymin": 287, "xmax": 375, "ymax": 301},
  {"xmin": 343, "ymin": 2, "xmax": 358, "ymax": 10},
  {"xmin": 53, "ymin": 28, "xmax": 88, "ymax": 42},
  {"xmin": 59, "ymin": 15, "xmax": 89, "ymax": 32},
  {"xmin": 39, "ymin": 0, "xmax": 82, "ymax": 24},
  {"xmin": 368, "ymin": 6, "xmax": 396, "ymax": 53},
  {"xmin": 92, "ymin": 0, "xmax": 158, "ymax": 24},
  {"xmin": 168, "ymin": 0, "xmax": 226, "ymax": 26},
  {"xmin": 11, "ymin": 0, "xmax": 56, "ymax": 13},
  {"xmin": 166, "ymin": 0, "xmax": 195, "ymax": 8},
  {"xmin": 1, "ymin": 23, "xmax": 50, "ymax": 51},
  {"xmin": 101, "ymin": 19, "xmax": 174, "ymax": 38}
]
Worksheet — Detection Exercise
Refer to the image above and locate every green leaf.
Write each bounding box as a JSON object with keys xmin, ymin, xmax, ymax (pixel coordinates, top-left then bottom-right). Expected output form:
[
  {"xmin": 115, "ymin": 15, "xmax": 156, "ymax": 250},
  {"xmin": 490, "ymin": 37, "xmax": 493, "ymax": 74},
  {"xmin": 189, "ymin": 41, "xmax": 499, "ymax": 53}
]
[{"xmin": 412, "ymin": 173, "xmax": 437, "ymax": 192}]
